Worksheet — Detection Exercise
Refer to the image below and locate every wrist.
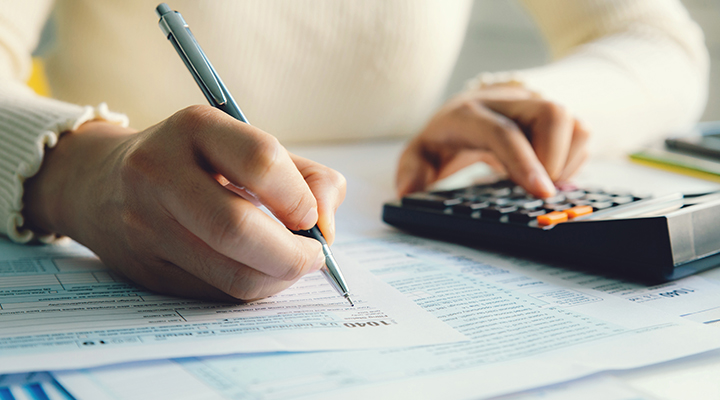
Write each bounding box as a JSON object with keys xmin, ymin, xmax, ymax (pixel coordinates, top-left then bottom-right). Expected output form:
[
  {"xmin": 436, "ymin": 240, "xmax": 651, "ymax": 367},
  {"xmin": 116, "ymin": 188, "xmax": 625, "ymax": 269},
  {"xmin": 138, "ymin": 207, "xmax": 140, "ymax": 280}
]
[{"xmin": 23, "ymin": 120, "xmax": 138, "ymax": 240}]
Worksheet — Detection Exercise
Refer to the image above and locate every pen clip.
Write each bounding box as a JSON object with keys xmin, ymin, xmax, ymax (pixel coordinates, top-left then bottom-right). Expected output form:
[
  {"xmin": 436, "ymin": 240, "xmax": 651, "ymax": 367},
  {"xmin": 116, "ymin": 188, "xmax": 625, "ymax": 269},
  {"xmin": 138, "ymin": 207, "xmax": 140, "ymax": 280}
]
[{"xmin": 156, "ymin": 4, "xmax": 227, "ymax": 106}]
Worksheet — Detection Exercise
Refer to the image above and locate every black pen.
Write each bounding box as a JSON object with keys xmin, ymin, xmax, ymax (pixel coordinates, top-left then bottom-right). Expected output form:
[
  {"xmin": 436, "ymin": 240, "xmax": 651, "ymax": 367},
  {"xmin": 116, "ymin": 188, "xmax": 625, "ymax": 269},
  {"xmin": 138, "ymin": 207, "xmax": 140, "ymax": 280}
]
[{"xmin": 155, "ymin": 3, "xmax": 354, "ymax": 306}]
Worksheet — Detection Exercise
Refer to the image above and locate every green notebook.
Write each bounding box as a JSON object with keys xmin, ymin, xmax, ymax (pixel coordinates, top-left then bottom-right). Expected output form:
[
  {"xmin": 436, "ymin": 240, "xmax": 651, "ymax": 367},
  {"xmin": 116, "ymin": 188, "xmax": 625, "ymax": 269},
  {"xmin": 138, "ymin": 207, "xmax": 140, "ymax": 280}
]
[{"xmin": 630, "ymin": 122, "xmax": 720, "ymax": 182}]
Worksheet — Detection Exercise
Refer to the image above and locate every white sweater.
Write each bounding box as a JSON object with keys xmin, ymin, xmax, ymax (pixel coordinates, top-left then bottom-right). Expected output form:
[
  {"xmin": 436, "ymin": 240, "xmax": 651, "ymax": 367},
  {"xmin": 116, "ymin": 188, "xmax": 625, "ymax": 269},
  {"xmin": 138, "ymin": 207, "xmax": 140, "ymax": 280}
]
[{"xmin": 0, "ymin": 0, "xmax": 709, "ymax": 242}]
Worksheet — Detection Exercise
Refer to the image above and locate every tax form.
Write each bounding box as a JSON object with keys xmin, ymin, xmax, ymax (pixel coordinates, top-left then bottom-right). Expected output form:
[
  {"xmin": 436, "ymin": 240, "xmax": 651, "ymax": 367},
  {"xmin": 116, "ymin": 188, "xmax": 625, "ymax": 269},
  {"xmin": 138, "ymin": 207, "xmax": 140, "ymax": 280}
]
[
  {"xmin": 495, "ymin": 256, "xmax": 720, "ymax": 324},
  {"xmin": 54, "ymin": 234, "xmax": 720, "ymax": 400},
  {"xmin": 0, "ymin": 238, "xmax": 464, "ymax": 373}
]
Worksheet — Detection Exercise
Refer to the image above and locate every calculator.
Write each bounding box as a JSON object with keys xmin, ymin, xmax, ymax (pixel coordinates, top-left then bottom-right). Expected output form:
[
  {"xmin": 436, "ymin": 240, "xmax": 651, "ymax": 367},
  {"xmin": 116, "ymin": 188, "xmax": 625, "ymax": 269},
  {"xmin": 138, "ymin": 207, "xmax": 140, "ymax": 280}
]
[{"xmin": 382, "ymin": 180, "xmax": 720, "ymax": 282}]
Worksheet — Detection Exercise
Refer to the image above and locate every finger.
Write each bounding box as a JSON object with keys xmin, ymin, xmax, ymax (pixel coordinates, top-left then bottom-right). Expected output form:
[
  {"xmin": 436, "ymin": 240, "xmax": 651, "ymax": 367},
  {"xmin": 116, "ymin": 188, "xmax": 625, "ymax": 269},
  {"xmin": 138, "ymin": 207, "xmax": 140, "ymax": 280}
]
[
  {"xmin": 289, "ymin": 153, "xmax": 347, "ymax": 245},
  {"xmin": 96, "ymin": 245, "xmax": 239, "ymax": 302},
  {"xmin": 396, "ymin": 139, "xmax": 438, "ymax": 196},
  {"xmin": 446, "ymin": 102, "xmax": 556, "ymax": 197},
  {"xmin": 434, "ymin": 149, "xmax": 506, "ymax": 181},
  {"xmin": 159, "ymin": 164, "xmax": 325, "ymax": 282},
  {"xmin": 480, "ymin": 112, "xmax": 556, "ymax": 198},
  {"xmin": 172, "ymin": 106, "xmax": 318, "ymax": 230},
  {"xmin": 557, "ymin": 150, "xmax": 588, "ymax": 182},
  {"xmin": 158, "ymin": 219, "xmax": 307, "ymax": 300},
  {"xmin": 557, "ymin": 120, "xmax": 591, "ymax": 182},
  {"xmin": 483, "ymin": 99, "xmax": 574, "ymax": 180},
  {"xmin": 114, "ymin": 257, "xmax": 239, "ymax": 302},
  {"xmin": 397, "ymin": 99, "xmax": 556, "ymax": 197}
]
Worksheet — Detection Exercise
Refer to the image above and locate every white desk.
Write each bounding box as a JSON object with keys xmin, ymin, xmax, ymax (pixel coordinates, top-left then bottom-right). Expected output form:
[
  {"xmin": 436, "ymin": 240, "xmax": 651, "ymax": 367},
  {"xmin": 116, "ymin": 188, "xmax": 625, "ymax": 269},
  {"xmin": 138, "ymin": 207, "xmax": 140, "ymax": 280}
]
[{"xmin": 290, "ymin": 139, "xmax": 720, "ymax": 400}]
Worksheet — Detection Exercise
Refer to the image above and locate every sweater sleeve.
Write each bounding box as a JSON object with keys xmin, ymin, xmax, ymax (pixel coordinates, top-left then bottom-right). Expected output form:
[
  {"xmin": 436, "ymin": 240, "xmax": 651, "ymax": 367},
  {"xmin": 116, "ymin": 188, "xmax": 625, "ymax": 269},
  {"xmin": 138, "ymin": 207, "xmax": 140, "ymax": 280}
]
[
  {"xmin": 0, "ymin": 2, "xmax": 128, "ymax": 243},
  {"xmin": 476, "ymin": 0, "xmax": 710, "ymax": 156}
]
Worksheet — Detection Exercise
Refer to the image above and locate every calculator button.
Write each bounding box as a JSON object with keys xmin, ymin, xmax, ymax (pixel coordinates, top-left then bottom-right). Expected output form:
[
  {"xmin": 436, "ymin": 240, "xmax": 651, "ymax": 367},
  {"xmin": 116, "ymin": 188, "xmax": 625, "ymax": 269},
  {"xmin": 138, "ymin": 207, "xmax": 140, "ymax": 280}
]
[
  {"xmin": 543, "ymin": 203, "xmax": 572, "ymax": 212},
  {"xmin": 512, "ymin": 198, "xmax": 544, "ymax": 209},
  {"xmin": 607, "ymin": 190, "xmax": 632, "ymax": 197},
  {"xmin": 453, "ymin": 201, "xmax": 490, "ymax": 215},
  {"xmin": 402, "ymin": 193, "xmax": 463, "ymax": 209},
  {"xmin": 566, "ymin": 205, "xmax": 593, "ymax": 218},
  {"xmin": 487, "ymin": 197, "xmax": 512, "ymax": 206},
  {"xmin": 584, "ymin": 187, "xmax": 605, "ymax": 194},
  {"xmin": 487, "ymin": 187, "xmax": 512, "ymax": 197},
  {"xmin": 509, "ymin": 209, "xmax": 546, "ymax": 223},
  {"xmin": 462, "ymin": 193, "xmax": 491, "ymax": 202},
  {"xmin": 584, "ymin": 193, "xmax": 612, "ymax": 202},
  {"xmin": 562, "ymin": 190, "xmax": 586, "ymax": 200},
  {"xmin": 482, "ymin": 205, "xmax": 518, "ymax": 219},
  {"xmin": 466, "ymin": 186, "xmax": 509, "ymax": 197},
  {"xmin": 569, "ymin": 199, "xmax": 592, "ymax": 206},
  {"xmin": 591, "ymin": 201, "xmax": 614, "ymax": 210},
  {"xmin": 612, "ymin": 196, "xmax": 634, "ymax": 205},
  {"xmin": 543, "ymin": 194, "xmax": 566, "ymax": 204},
  {"xmin": 537, "ymin": 211, "xmax": 568, "ymax": 226},
  {"xmin": 512, "ymin": 186, "xmax": 527, "ymax": 195}
]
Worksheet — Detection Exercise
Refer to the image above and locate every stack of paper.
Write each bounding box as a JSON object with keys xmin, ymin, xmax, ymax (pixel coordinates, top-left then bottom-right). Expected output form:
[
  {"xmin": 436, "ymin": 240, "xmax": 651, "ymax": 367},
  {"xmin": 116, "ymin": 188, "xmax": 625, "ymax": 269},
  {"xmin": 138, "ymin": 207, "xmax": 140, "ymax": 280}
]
[{"xmin": 3, "ymin": 233, "xmax": 720, "ymax": 400}]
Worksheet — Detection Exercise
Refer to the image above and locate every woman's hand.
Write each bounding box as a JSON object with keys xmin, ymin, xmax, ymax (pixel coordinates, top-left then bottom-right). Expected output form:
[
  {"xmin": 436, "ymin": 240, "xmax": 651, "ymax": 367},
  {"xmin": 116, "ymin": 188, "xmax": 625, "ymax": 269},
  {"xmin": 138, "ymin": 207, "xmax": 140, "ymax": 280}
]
[
  {"xmin": 396, "ymin": 85, "xmax": 590, "ymax": 198},
  {"xmin": 23, "ymin": 105, "xmax": 346, "ymax": 301}
]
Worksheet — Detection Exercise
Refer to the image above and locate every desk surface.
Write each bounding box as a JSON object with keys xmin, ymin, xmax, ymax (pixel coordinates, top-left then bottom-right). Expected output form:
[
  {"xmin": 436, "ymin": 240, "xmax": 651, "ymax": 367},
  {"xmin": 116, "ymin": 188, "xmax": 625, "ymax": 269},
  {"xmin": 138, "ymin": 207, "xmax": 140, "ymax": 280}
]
[{"xmin": 290, "ymin": 139, "xmax": 720, "ymax": 400}]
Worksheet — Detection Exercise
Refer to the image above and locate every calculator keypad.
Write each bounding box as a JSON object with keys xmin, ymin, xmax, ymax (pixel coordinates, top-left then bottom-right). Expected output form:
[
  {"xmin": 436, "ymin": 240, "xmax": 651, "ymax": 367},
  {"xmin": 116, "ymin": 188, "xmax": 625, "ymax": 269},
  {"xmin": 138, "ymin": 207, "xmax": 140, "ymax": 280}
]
[{"xmin": 400, "ymin": 180, "xmax": 646, "ymax": 227}]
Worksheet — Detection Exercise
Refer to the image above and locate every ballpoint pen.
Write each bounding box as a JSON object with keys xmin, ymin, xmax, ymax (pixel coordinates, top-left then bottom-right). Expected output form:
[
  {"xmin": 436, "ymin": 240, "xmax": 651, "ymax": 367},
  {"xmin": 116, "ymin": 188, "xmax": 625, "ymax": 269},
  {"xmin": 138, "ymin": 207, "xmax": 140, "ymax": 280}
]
[{"xmin": 155, "ymin": 3, "xmax": 354, "ymax": 307}]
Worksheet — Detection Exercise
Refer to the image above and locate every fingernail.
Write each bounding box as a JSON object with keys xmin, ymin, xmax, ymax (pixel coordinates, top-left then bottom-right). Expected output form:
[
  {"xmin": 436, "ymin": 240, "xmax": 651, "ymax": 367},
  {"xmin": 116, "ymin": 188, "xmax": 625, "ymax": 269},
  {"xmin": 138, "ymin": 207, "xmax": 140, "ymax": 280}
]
[
  {"xmin": 529, "ymin": 170, "xmax": 556, "ymax": 198},
  {"xmin": 299, "ymin": 207, "xmax": 318, "ymax": 230}
]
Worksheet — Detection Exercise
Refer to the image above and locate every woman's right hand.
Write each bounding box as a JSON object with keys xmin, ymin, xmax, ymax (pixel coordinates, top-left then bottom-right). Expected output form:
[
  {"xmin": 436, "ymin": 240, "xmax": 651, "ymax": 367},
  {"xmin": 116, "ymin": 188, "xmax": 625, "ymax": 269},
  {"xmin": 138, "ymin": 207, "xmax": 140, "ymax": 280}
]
[{"xmin": 23, "ymin": 105, "xmax": 347, "ymax": 301}]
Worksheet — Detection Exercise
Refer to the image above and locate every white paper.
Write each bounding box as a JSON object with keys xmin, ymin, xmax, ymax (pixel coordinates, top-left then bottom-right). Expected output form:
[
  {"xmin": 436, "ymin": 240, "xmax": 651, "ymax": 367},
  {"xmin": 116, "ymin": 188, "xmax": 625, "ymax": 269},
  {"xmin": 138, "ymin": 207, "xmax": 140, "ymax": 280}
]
[
  {"xmin": 54, "ymin": 235, "xmax": 720, "ymax": 400},
  {"xmin": 406, "ymin": 237, "xmax": 720, "ymax": 324},
  {"xmin": 498, "ymin": 258, "xmax": 720, "ymax": 324},
  {"xmin": 492, "ymin": 375, "xmax": 659, "ymax": 400},
  {"xmin": 0, "ymin": 238, "xmax": 464, "ymax": 373}
]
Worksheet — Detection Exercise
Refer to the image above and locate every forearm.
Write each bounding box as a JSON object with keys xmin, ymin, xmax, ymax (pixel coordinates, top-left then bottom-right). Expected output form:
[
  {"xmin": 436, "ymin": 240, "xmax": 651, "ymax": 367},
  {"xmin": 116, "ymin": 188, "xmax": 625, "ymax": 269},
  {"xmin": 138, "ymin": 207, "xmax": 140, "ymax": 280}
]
[
  {"xmin": 499, "ymin": 0, "xmax": 710, "ymax": 155},
  {"xmin": 520, "ymin": 30, "xmax": 707, "ymax": 154}
]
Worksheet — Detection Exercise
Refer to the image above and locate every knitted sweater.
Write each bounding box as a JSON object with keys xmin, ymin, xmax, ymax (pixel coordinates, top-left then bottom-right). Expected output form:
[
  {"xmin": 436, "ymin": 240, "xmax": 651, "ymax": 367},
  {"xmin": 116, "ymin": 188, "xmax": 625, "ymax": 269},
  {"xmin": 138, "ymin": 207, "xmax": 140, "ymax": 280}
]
[{"xmin": 0, "ymin": 0, "xmax": 709, "ymax": 242}]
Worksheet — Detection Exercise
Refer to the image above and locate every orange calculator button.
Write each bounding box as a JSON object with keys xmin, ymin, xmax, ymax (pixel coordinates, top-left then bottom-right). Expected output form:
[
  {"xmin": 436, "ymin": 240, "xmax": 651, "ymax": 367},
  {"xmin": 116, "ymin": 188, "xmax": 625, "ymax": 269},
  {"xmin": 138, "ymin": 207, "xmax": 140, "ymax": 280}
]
[
  {"xmin": 537, "ymin": 211, "xmax": 568, "ymax": 226},
  {"xmin": 566, "ymin": 205, "xmax": 593, "ymax": 218}
]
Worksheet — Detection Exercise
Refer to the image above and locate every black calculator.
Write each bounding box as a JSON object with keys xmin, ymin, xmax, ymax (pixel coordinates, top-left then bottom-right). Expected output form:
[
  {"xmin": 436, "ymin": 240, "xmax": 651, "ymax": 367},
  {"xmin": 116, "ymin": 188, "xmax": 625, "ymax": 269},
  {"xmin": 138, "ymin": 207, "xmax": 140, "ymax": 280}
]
[{"xmin": 382, "ymin": 180, "xmax": 720, "ymax": 282}]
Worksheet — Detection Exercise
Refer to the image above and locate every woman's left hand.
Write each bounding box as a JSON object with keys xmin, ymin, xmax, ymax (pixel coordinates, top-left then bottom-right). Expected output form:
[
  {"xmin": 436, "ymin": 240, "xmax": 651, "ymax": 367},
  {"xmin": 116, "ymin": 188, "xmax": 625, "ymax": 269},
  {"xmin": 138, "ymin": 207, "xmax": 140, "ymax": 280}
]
[{"xmin": 396, "ymin": 85, "xmax": 590, "ymax": 198}]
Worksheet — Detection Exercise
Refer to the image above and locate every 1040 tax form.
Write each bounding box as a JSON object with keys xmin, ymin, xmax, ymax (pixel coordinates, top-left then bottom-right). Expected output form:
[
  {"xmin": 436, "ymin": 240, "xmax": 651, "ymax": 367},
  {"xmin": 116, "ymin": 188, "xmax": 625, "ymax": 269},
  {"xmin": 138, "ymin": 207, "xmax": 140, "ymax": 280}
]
[{"xmin": 0, "ymin": 238, "xmax": 464, "ymax": 373}]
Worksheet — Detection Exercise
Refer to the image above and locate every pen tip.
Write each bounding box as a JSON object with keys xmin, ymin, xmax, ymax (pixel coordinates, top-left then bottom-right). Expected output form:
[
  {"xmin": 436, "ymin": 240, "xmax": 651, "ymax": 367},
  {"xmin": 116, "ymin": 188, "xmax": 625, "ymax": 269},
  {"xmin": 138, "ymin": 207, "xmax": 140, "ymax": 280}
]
[{"xmin": 345, "ymin": 295, "xmax": 355, "ymax": 307}]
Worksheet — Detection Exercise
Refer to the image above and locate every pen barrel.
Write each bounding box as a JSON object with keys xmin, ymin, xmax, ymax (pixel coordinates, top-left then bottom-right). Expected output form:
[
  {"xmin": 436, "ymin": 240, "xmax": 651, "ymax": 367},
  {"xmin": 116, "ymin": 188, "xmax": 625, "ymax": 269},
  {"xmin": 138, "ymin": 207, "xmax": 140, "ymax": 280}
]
[
  {"xmin": 157, "ymin": 3, "xmax": 249, "ymax": 124},
  {"xmin": 292, "ymin": 227, "xmax": 350, "ymax": 296},
  {"xmin": 321, "ymin": 245, "xmax": 351, "ymax": 296},
  {"xmin": 217, "ymin": 96, "xmax": 249, "ymax": 123}
]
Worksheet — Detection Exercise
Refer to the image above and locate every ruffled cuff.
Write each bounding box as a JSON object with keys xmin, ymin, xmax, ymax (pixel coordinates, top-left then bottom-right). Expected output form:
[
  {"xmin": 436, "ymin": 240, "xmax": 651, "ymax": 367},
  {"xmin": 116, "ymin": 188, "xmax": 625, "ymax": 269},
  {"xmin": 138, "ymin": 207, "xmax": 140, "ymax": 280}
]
[
  {"xmin": 464, "ymin": 71, "xmax": 526, "ymax": 91},
  {"xmin": 0, "ymin": 100, "xmax": 128, "ymax": 243}
]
